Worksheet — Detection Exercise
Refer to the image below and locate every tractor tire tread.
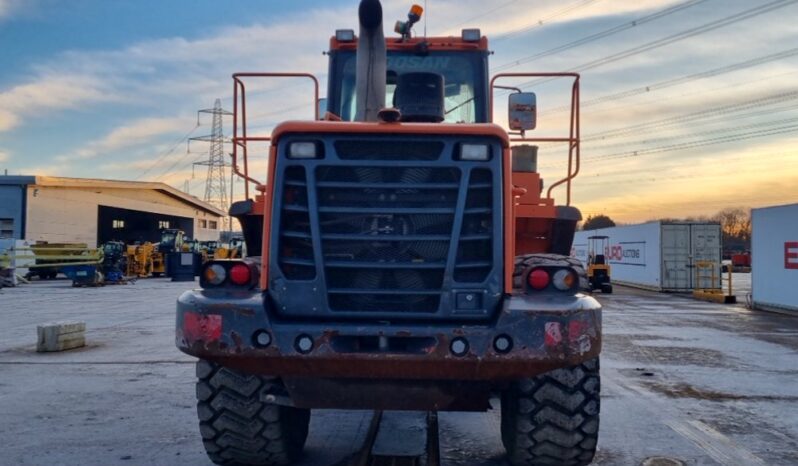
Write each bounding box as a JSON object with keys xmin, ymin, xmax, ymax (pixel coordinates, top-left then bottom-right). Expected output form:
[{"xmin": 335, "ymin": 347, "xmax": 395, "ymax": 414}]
[
  {"xmin": 502, "ymin": 358, "xmax": 600, "ymax": 466},
  {"xmin": 195, "ymin": 360, "xmax": 310, "ymax": 466}
]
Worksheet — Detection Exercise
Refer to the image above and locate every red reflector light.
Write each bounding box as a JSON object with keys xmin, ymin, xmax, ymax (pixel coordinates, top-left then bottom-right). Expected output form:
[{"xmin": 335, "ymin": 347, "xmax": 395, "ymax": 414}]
[
  {"xmin": 229, "ymin": 264, "xmax": 251, "ymax": 286},
  {"xmin": 528, "ymin": 268, "xmax": 550, "ymax": 290}
]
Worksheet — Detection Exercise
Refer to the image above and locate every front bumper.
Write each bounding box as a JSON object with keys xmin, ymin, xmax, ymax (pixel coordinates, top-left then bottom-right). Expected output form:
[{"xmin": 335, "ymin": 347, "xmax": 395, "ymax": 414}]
[{"xmin": 176, "ymin": 289, "xmax": 601, "ymax": 381}]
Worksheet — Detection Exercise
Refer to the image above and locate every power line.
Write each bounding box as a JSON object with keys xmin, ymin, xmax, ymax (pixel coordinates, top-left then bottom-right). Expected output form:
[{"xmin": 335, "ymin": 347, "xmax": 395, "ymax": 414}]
[
  {"xmin": 578, "ymin": 155, "xmax": 798, "ymax": 187},
  {"xmin": 575, "ymin": 151, "xmax": 798, "ymax": 180},
  {"xmin": 554, "ymin": 47, "xmax": 798, "ymax": 113},
  {"xmin": 581, "ymin": 89, "xmax": 798, "ymax": 143},
  {"xmin": 581, "ymin": 123, "xmax": 798, "ymax": 164},
  {"xmin": 493, "ymin": 0, "xmax": 603, "ymax": 41},
  {"xmin": 441, "ymin": 0, "xmax": 522, "ymax": 34},
  {"xmin": 134, "ymin": 124, "xmax": 200, "ymax": 181},
  {"xmin": 493, "ymin": 0, "xmax": 711, "ymax": 71},
  {"xmin": 509, "ymin": 0, "xmax": 798, "ymax": 90},
  {"xmin": 585, "ymin": 115, "xmax": 798, "ymax": 153}
]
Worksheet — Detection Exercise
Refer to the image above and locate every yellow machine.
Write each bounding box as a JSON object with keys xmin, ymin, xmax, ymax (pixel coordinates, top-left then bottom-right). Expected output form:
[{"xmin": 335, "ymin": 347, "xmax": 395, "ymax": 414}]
[
  {"xmin": 587, "ymin": 235, "xmax": 613, "ymax": 294},
  {"xmin": 126, "ymin": 243, "xmax": 155, "ymax": 278},
  {"xmin": 125, "ymin": 229, "xmax": 186, "ymax": 278},
  {"xmin": 214, "ymin": 237, "xmax": 244, "ymax": 260}
]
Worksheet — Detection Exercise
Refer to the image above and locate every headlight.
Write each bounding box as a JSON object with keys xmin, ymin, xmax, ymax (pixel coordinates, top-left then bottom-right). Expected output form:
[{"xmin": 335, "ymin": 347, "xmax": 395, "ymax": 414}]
[
  {"xmin": 459, "ymin": 143, "xmax": 491, "ymax": 161},
  {"xmin": 335, "ymin": 29, "xmax": 355, "ymax": 42},
  {"xmin": 289, "ymin": 142, "xmax": 322, "ymax": 159},
  {"xmin": 462, "ymin": 29, "xmax": 481, "ymax": 42}
]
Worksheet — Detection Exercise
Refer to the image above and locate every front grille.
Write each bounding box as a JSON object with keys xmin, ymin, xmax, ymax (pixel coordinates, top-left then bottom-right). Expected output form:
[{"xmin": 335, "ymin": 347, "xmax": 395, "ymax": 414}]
[
  {"xmin": 317, "ymin": 165, "xmax": 459, "ymax": 313},
  {"xmin": 271, "ymin": 136, "xmax": 502, "ymax": 320}
]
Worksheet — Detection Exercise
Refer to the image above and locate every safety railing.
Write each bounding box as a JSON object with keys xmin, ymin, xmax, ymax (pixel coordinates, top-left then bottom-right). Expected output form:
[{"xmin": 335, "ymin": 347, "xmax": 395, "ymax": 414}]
[
  {"xmin": 232, "ymin": 73, "xmax": 319, "ymax": 199},
  {"xmin": 489, "ymin": 73, "xmax": 580, "ymax": 205}
]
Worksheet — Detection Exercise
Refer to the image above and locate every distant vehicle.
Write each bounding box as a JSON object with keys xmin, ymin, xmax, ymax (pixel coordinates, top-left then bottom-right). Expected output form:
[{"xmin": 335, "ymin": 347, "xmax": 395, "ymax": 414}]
[{"xmin": 587, "ymin": 235, "xmax": 613, "ymax": 293}]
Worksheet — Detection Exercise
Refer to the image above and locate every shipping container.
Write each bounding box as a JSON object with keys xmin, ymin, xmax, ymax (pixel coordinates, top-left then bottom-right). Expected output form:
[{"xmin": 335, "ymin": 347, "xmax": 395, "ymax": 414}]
[
  {"xmin": 572, "ymin": 222, "xmax": 722, "ymax": 292},
  {"xmin": 752, "ymin": 204, "xmax": 798, "ymax": 314}
]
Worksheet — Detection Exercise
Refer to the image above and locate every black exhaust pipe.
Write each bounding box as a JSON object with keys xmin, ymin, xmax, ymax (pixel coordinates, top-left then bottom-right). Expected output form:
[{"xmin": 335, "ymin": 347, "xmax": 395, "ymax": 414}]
[{"xmin": 355, "ymin": 0, "xmax": 387, "ymax": 122}]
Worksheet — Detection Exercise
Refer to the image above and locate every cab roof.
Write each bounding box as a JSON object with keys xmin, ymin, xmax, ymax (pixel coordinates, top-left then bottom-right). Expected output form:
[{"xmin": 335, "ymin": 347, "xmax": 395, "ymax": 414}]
[{"xmin": 329, "ymin": 35, "xmax": 489, "ymax": 52}]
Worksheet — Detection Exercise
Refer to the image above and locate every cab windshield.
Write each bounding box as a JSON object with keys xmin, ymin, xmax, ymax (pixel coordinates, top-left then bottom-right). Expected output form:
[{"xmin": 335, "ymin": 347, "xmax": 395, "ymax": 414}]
[{"xmin": 329, "ymin": 50, "xmax": 488, "ymax": 123}]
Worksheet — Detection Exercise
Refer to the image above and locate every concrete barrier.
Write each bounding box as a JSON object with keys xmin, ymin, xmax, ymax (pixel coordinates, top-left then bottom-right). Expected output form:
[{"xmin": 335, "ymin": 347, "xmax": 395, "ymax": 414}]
[{"xmin": 36, "ymin": 321, "xmax": 86, "ymax": 352}]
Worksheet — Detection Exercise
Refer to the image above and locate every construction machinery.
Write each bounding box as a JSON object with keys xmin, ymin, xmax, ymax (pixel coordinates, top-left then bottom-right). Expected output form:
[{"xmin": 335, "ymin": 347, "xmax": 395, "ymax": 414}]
[
  {"xmin": 125, "ymin": 242, "xmax": 155, "ymax": 278},
  {"xmin": 212, "ymin": 237, "xmax": 244, "ymax": 259},
  {"xmin": 587, "ymin": 235, "xmax": 613, "ymax": 293},
  {"xmin": 24, "ymin": 243, "xmax": 89, "ymax": 280},
  {"xmin": 126, "ymin": 229, "xmax": 185, "ymax": 278},
  {"xmin": 101, "ymin": 241, "xmax": 127, "ymax": 284},
  {"xmin": 176, "ymin": 2, "xmax": 601, "ymax": 465}
]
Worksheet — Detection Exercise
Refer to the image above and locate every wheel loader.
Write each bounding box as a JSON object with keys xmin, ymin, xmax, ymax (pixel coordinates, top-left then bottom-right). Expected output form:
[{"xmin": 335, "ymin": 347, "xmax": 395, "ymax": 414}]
[{"xmin": 176, "ymin": 2, "xmax": 602, "ymax": 465}]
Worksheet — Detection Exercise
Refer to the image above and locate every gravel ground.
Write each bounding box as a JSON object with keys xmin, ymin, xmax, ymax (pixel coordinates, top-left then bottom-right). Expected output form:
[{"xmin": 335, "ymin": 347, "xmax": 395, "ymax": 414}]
[{"xmin": 0, "ymin": 278, "xmax": 795, "ymax": 465}]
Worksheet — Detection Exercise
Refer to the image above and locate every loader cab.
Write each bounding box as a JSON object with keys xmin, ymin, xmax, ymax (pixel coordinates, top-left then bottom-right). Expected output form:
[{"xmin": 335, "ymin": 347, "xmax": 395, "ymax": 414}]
[
  {"xmin": 326, "ymin": 34, "xmax": 491, "ymax": 123},
  {"xmin": 159, "ymin": 229, "xmax": 185, "ymax": 254}
]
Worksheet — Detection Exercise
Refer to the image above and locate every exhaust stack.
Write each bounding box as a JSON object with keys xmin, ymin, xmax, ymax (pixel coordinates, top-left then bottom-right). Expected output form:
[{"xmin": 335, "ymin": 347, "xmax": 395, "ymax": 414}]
[{"xmin": 355, "ymin": 0, "xmax": 387, "ymax": 122}]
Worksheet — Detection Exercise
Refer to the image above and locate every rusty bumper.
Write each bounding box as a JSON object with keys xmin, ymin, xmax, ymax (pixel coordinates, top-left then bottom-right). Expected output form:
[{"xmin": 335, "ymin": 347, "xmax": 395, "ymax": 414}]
[{"xmin": 176, "ymin": 289, "xmax": 601, "ymax": 381}]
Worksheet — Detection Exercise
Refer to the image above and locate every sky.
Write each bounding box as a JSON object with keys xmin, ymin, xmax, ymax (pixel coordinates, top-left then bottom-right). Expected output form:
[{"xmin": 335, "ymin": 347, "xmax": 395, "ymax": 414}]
[{"xmin": 0, "ymin": 0, "xmax": 796, "ymax": 223}]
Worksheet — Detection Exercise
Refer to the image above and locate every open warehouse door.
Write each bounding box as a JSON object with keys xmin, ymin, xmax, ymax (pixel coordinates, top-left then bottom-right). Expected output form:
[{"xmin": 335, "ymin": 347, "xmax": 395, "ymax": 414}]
[{"xmin": 97, "ymin": 206, "xmax": 194, "ymax": 245}]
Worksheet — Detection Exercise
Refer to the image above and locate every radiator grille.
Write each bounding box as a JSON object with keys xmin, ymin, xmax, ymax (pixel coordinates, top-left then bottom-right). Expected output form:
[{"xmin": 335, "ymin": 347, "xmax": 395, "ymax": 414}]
[{"xmin": 272, "ymin": 137, "xmax": 501, "ymax": 319}]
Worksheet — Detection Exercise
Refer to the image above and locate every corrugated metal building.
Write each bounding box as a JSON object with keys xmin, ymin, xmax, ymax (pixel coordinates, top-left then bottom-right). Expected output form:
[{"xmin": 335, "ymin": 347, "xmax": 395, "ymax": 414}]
[
  {"xmin": 572, "ymin": 221, "xmax": 722, "ymax": 291},
  {"xmin": 0, "ymin": 176, "xmax": 226, "ymax": 246}
]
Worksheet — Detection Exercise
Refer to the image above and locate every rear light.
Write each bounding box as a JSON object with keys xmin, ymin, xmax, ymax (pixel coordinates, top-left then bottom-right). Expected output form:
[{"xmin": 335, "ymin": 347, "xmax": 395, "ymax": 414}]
[
  {"xmin": 528, "ymin": 268, "xmax": 550, "ymax": 290},
  {"xmin": 200, "ymin": 260, "xmax": 259, "ymax": 289},
  {"xmin": 230, "ymin": 263, "xmax": 252, "ymax": 286},
  {"xmin": 204, "ymin": 264, "xmax": 226, "ymax": 286},
  {"xmin": 552, "ymin": 269, "xmax": 577, "ymax": 291}
]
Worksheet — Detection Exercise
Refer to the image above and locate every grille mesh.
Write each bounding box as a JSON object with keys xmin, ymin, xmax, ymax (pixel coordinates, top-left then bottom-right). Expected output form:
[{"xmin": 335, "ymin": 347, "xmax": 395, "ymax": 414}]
[{"xmin": 275, "ymin": 138, "xmax": 498, "ymax": 317}]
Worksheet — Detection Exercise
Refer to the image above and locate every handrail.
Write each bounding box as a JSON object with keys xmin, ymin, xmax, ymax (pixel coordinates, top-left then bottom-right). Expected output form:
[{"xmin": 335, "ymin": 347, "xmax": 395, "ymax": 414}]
[
  {"xmin": 232, "ymin": 73, "xmax": 320, "ymax": 199},
  {"xmin": 489, "ymin": 72, "xmax": 580, "ymax": 205}
]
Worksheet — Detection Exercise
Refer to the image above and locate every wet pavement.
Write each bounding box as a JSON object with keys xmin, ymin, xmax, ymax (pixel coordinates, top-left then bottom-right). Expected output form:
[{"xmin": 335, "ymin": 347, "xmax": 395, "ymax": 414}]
[{"xmin": 0, "ymin": 276, "xmax": 795, "ymax": 465}]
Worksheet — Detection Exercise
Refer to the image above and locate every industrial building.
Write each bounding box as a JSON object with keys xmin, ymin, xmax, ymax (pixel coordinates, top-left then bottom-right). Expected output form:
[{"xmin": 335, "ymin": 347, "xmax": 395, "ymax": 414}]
[
  {"xmin": 0, "ymin": 176, "xmax": 225, "ymax": 246},
  {"xmin": 752, "ymin": 203, "xmax": 798, "ymax": 315}
]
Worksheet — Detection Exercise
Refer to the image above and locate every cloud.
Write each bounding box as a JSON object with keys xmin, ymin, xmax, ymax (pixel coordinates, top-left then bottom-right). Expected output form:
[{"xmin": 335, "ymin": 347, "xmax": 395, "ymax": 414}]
[
  {"xmin": 0, "ymin": 0, "xmax": 702, "ymax": 134},
  {"xmin": 2, "ymin": 0, "xmax": 797, "ymax": 221},
  {"xmin": 0, "ymin": 74, "xmax": 124, "ymax": 132},
  {"xmin": 0, "ymin": 149, "xmax": 9, "ymax": 163},
  {"xmin": 0, "ymin": 0, "xmax": 22, "ymax": 19},
  {"xmin": 57, "ymin": 116, "xmax": 193, "ymax": 162}
]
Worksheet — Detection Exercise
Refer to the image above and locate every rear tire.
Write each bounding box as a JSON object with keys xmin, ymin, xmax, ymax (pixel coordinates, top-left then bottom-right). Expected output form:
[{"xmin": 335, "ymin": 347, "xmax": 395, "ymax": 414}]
[
  {"xmin": 195, "ymin": 360, "xmax": 310, "ymax": 466},
  {"xmin": 501, "ymin": 358, "xmax": 600, "ymax": 466},
  {"xmin": 601, "ymin": 284, "xmax": 613, "ymax": 294}
]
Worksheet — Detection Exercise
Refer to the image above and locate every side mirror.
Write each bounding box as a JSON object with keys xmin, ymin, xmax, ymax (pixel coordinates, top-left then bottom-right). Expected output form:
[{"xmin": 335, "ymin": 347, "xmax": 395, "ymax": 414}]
[
  {"xmin": 508, "ymin": 92, "xmax": 537, "ymax": 131},
  {"xmin": 317, "ymin": 98, "xmax": 328, "ymax": 120}
]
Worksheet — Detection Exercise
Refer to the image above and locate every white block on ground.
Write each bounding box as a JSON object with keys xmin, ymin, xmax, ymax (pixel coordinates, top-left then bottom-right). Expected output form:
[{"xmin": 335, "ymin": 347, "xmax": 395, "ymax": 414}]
[{"xmin": 36, "ymin": 321, "xmax": 87, "ymax": 352}]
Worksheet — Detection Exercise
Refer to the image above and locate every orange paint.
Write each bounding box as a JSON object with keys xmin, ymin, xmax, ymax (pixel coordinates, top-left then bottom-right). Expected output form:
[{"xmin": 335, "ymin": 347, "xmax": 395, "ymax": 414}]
[
  {"xmin": 330, "ymin": 35, "xmax": 489, "ymax": 52},
  {"xmin": 271, "ymin": 121, "xmax": 510, "ymax": 146},
  {"xmin": 258, "ymin": 144, "xmax": 279, "ymax": 290}
]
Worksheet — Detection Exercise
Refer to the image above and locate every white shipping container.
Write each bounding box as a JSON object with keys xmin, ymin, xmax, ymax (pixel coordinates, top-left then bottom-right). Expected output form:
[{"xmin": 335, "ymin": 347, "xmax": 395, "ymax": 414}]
[
  {"xmin": 752, "ymin": 204, "xmax": 798, "ymax": 314},
  {"xmin": 572, "ymin": 222, "xmax": 722, "ymax": 291}
]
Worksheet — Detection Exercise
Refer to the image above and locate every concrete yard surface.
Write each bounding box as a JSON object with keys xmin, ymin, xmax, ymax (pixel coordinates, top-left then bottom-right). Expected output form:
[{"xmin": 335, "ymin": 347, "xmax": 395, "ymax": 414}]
[{"xmin": 1, "ymin": 279, "xmax": 797, "ymax": 465}]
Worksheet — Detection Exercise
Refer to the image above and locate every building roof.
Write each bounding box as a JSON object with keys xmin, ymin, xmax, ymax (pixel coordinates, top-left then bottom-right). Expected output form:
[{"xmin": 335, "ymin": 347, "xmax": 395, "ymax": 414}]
[
  {"xmin": 0, "ymin": 175, "xmax": 227, "ymax": 217},
  {"xmin": 0, "ymin": 175, "xmax": 36, "ymax": 185}
]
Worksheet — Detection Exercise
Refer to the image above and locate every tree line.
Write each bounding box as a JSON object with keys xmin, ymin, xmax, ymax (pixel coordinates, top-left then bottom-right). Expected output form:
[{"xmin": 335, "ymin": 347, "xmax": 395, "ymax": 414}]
[{"xmin": 580, "ymin": 208, "xmax": 751, "ymax": 252}]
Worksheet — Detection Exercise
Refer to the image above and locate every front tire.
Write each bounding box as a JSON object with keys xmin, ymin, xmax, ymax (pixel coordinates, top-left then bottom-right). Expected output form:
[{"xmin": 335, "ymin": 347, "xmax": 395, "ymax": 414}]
[
  {"xmin": 195, "ymin": 360, "xmax": 310, "ymax": 466},
  {"xmin": 501, "ymin": 358, "xmax": 600, "ymax": 466}
]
